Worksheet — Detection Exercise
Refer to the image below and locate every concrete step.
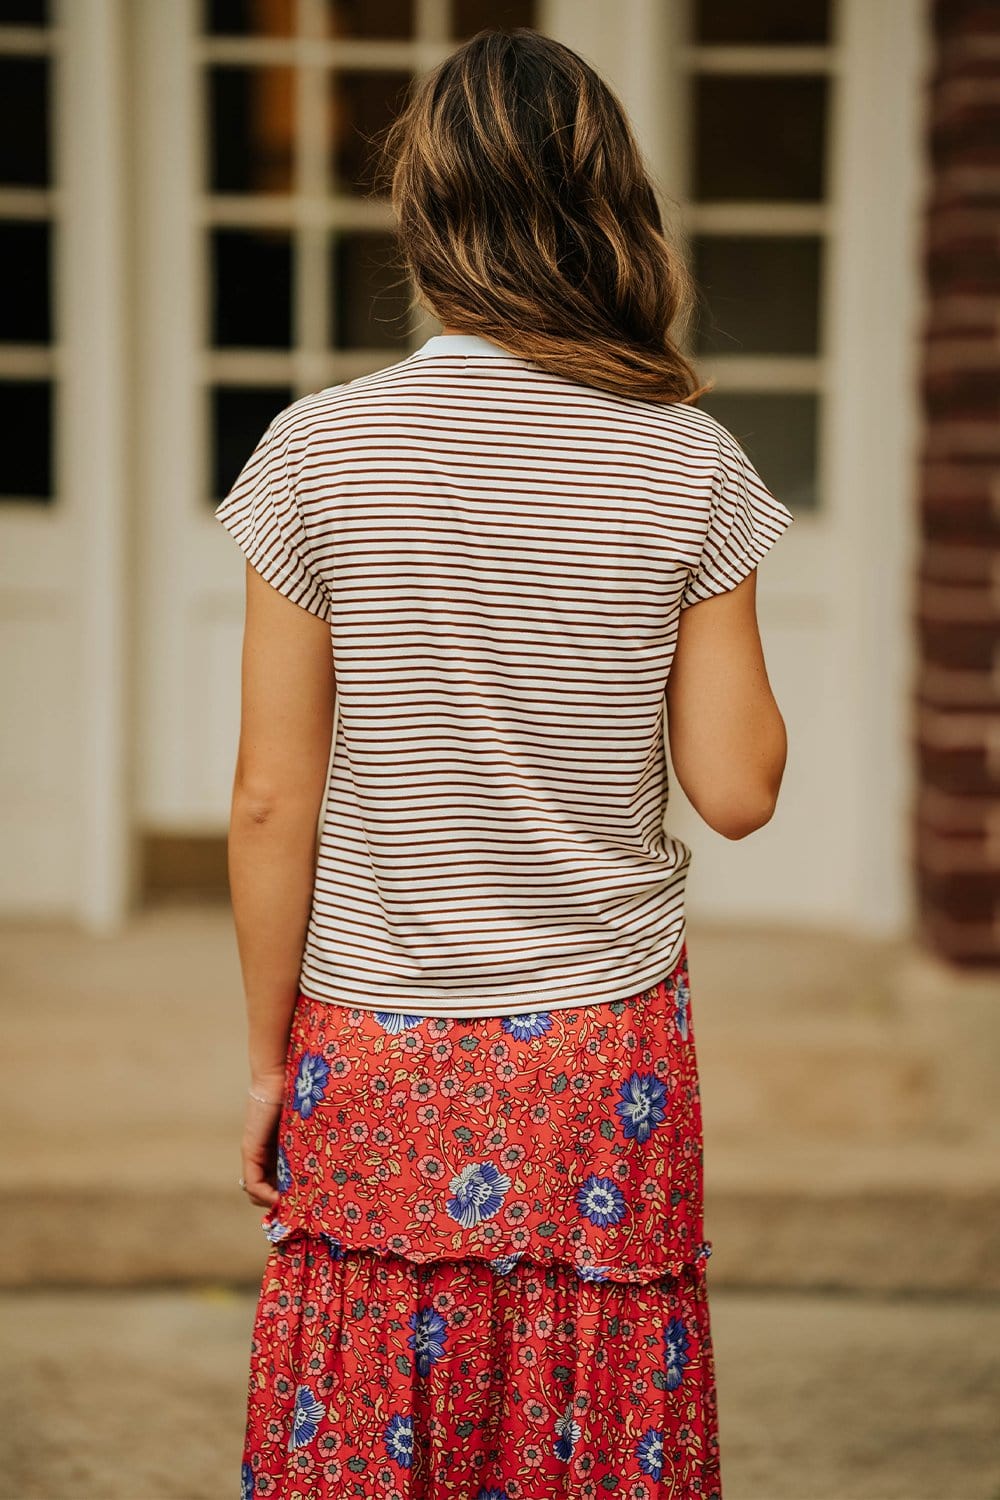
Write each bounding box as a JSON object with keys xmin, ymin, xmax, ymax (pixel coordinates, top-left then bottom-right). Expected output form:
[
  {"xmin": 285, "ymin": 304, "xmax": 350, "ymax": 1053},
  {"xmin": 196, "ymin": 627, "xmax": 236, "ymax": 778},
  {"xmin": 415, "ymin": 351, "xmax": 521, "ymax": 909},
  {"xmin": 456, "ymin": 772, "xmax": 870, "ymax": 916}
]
[{"xmin": 6, "ymin": 1170, "xmax": 998, "ymax": 1294}]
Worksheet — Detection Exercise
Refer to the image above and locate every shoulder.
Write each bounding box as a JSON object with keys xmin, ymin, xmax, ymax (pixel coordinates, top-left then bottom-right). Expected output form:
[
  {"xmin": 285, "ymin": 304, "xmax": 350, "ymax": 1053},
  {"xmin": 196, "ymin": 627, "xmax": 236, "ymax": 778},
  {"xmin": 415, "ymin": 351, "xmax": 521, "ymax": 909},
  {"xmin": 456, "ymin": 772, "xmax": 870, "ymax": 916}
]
[
  {"xmin": 266, "ymin": 355, "xmax": 424, "ymax": 454},
  {"xmin": 654, "ymin": 402, "xmax": 741, "ymax": 463},
  {"xmin": 595, "ymin": 397, "xmax": 736, "ymax": 497}
]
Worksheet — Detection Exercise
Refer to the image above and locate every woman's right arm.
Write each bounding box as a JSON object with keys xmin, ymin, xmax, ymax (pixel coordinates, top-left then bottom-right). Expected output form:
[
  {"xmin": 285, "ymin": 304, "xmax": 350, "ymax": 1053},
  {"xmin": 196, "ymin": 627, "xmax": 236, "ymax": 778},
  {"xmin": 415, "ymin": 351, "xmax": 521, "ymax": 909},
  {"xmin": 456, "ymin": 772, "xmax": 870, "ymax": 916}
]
[{"xmin": 665, "ymin": 567, "xmax": 788, "ymax": 840}]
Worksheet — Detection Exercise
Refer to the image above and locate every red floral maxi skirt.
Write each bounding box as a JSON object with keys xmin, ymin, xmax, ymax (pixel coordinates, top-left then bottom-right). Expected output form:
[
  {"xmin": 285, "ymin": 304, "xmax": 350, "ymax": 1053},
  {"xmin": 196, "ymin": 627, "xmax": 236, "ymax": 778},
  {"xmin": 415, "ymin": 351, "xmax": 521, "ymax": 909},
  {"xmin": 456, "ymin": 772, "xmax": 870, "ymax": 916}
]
[{"xmin": 241, "ymin": 942, "xmax": 723, "ymax": 1499}]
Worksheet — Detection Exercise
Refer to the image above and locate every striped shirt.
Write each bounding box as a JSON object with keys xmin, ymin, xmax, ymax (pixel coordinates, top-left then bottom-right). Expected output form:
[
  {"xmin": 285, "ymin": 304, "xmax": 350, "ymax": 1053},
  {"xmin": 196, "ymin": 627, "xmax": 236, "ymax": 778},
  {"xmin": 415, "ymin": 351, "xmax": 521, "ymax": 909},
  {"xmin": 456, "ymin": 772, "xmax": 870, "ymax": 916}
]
[{"xmin": 215, "ymin": 331, "xmax": 795, "ymax": 1016}]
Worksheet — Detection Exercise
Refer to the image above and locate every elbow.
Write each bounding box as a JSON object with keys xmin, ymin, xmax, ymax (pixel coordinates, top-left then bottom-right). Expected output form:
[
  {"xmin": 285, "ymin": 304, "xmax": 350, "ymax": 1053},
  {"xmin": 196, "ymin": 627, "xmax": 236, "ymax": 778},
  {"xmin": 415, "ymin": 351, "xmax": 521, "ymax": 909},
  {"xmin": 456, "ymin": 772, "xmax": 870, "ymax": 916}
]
[
  {"xmin": 715, "ymin": 719, "xmax": 789, "ymax": 839},
  {"xmin": 231, "ymin": 774, "xmax": 284, "ymax": 826},
  {"xmin": 674, "ymin": 708, "xmax": 788, "ymax": 841},
  {"xmin": 714, "ymin": 795, "xmax": 778, "ymax": 841},
  {"xmin": 231, "ymin": 794, "xmax": 279, "ymax": 827},
  {"xmin": 699, "ymin": 777, "xmax": 783, "ymax": 840},
  {"xmin": 230, "ymin": 769, "xmax": 324, "ymax": 832}
]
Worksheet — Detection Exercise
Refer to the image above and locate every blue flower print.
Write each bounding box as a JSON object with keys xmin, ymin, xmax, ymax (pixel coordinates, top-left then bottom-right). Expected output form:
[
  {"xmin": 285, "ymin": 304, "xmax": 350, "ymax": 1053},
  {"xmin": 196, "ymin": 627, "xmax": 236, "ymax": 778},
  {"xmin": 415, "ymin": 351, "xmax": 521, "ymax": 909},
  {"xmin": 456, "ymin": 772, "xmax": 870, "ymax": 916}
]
[
  {"xmin": 263, "ymin": 1218, "xmax": 291, "ymax": 1245},
  {"xmin": 501, "ymin": 1011, "xmax": 553, "ymax": 1040},
  {"xmin": 475, "ymin": 1491, "xmax": 510, "ymax": 1500},
  {"xmin": 553, "ymin": 1399, "xmax": 582, "ymax": 1460},
  {"xmin": 575, "ymin": 1263, "xmax": 610, "ymax": 1282},
  {"xmin": 615, "ymin": 1070, "xmax": 669, "ymax": 1144},
  {"xmin": 275, "ymin": 1144, "xmax": 291, "ymax": 1194},
  {"xmin": 374, "ymin": 1011, "xmax": 424, "ymax": 1034},
  {"xmin": 576, "ymin": 1173, "xmax": 627, "ymax": 1228},
  {"xmin": 637, "ymin": 1427, "xmax": 665, "ymax": 1481},
  {"xmin": 663, "ymin": 1314, "xmax": 691, "ymax": 1389},
  {"xmin": 489, "ymin": 1252, "xmax": 524, "ymax": 1275},
  {"xmin": 408, "ymin": 1304, "xmax": 449, "ymax": 1376},
  {"xmin": 288, "ymin": 1383, "xmax": 325, "ymax": 1450},
  {"xmin": 240, "ymin": 1459, "xmax": 254, "ymax": 1500},
  {"xmin": 673, "ymin": 974, "xmax": 690, "ymax": 1040},
  {"xmin": 320, "ymin": 1231, "xmax": 344, "ymax": 1260},
  {"xmin": 383, "ymin": 1412, "xmax": 414, "ymax": 1468},
  {"xmin": 445, "ymin": 1161, "xmax": 512, "ymax": 1228},
  {"xmin": 292, "ymin": 1051, "xmax": 330, "ymax": 1119}
]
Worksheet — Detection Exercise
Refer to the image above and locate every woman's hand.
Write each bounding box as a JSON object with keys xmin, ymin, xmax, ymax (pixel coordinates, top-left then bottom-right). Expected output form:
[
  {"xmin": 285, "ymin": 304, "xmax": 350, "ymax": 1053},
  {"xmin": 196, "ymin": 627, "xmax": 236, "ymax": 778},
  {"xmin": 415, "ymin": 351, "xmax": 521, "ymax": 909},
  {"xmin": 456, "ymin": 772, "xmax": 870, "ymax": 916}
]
[{"xmin": 240, "ymin": 1071, "xmax": 286, "ymax": 1209}]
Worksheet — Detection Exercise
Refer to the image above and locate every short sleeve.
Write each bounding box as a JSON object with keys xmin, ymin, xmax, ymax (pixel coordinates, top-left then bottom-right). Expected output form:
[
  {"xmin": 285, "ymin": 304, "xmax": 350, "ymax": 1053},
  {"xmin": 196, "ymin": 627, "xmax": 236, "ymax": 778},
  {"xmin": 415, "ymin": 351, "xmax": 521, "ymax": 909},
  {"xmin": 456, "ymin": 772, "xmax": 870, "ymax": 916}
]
[
  {"xmin": 680, "ymin": 426, "xmax": 795, "ymax": 610},
  {"xmin": 215, "ymin": 412, "xmax": 334, "ymax": 622}
]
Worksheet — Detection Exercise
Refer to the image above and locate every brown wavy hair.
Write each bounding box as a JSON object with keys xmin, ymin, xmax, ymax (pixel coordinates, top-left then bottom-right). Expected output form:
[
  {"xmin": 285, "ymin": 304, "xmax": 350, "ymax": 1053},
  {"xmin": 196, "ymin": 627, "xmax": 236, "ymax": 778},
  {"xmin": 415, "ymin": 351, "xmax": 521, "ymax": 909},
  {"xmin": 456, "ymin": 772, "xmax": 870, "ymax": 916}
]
[{"xmin": 374, "ymin": 27, "xmax": 711, "ymax": 406}]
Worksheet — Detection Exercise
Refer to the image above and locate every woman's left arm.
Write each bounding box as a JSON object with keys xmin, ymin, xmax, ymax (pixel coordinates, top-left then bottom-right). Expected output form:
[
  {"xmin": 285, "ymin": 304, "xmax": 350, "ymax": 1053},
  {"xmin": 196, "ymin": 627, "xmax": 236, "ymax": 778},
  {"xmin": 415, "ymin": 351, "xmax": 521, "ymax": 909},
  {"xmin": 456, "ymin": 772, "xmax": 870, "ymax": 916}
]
[{"xmin": 227, "ymin": 560, "xmax": 336, "ymax": 1205}]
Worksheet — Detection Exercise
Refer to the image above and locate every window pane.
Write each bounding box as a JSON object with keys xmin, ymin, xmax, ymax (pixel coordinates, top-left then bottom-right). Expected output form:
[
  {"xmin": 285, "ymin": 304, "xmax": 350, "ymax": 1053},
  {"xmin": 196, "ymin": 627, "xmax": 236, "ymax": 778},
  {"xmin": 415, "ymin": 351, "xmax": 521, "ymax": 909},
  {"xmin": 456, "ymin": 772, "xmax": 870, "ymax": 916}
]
[
  {"xmin": 212, "ymin": 386, "xmax": 294, "ymax": 500},
  {"xmin": 208, "ymin": 66, "xmax": 295, "ymax": 194},
  {"xmin": 694, "ymin": 0, "xmax": 830, "ymax": 45},
  {"xmin": 211, "ymin": 228, "xmax": 293, "ymax": 348},
  {"xmin": 698, "ymin": 392, "xmax": 817, "ymax": 512},
  {"xmin": 331, "ymin": 231, "xmax": 410, "ymax": 350},
  {"xmin": 0, "ymin": 57, "xmax": 49, "ymax": 188},
  {"xmin": 693, "ymin": 75, "xmax": 827, "ymax": 201},
  {"xmin": 325, "ymin": 0, "xmax": 414, "ymax": 39},
  {"xmin": 0, "ymin": 0, "xmax": 49, "ymax": 22},
  {"xmin": 0, "ymin": 220, "xmax": 51, "ymax": 343},
  {"xmin": 330, "ymin": 71, "xmax": 413, "ymax": 197},
  {"xmin": 693, "ymin": 235, "xmax": 822, "ymax": 356},
  {"xmin": 0, "ymin": 380, "xmax": 52, "ymax": 499},
  {"xmin": 204, "ymin": 0, "xmax": 293, "ymax": 34},
  {"xmin": 452, "ymin": 0, "xmax": 537, "ymax": 37}
]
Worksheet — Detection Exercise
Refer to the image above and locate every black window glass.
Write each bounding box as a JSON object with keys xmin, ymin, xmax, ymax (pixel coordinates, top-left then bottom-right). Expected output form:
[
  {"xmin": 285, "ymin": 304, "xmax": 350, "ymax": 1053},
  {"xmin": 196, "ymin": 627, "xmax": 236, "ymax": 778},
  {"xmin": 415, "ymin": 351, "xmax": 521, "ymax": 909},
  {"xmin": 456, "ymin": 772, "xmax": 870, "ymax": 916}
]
[
  {"xmin": 452, "ymin": 0, "xmax": 536, "ymax": 37},
  {"xmin": 0, "ymin": 0, "xmax": 49, "ymax": 22},
  {"xmin": 331, "ymin": 231, "xmax": 410, "ymax": 351},
  {"xmin": 0, "ymin": 380, "xmax": 53, "ymax": 499},
  {"xmin": 212, "ymin": 385, "xmax": 294, "ymax": 500},
  {"xmin": 205, "ymin": 0, "xmax": 293, "ymax": 34},
  {"xmin": 693, "ymin": 235, "xmax": 822, "ymax": 356},
  {"xmin": 693, "ymin": 75, "xmax": 827, "ymax": 201},
  {"xmin": 330, "ymin": 71, "xmax": 413, "ymax": 196},
  {"xmin": 694, "ymin": 0, "xmax": 830, "ymax": 44},
  {"xmin": 325, "ymin": 0, "xmax": 414, "ymax": 37},
  {"xmin": 0, "ymin": 220, "xmax": 52, "ymax": 342},
  {"xmin": 209, "ymin": 66, "xmax": 295, "ymax": 194},
  {"xmin": 698, "ymin": 391, "xmax": 817, "ymax": 512},
  {"xmin": 211, "ymin": 228, "xmax": 293, "ymax": 348},
  {"xmin": 0, "ymin": 57, "xmax": 49, "ymax": 187}
]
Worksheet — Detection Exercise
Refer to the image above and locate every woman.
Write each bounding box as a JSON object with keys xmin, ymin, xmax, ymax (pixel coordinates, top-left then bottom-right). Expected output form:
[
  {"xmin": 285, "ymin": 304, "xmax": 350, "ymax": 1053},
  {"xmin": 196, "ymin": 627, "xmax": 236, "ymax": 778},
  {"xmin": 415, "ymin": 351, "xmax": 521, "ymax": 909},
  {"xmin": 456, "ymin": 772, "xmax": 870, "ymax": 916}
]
[{"xmin": 218, "ymin": 26, "xmax": 793, "ymax": 1500}]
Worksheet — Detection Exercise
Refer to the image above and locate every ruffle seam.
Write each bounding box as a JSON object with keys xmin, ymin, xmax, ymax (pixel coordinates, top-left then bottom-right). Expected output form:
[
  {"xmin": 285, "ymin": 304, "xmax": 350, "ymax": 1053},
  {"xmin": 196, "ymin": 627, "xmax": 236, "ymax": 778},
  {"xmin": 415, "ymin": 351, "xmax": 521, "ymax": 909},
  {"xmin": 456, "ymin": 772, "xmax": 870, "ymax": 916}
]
[{"xmin": 260, "ymin": 1211, "xmax": 713, "ymax": 1286}]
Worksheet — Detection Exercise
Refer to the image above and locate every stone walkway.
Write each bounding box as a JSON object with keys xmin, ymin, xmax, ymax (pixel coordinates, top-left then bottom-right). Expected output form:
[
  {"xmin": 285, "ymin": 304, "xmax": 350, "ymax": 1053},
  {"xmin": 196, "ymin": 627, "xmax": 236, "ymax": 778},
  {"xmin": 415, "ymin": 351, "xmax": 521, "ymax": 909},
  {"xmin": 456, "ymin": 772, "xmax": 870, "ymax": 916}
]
[{"xmin": 1, "ymin": 1284, "xmax": 997, "ymax": 1499}]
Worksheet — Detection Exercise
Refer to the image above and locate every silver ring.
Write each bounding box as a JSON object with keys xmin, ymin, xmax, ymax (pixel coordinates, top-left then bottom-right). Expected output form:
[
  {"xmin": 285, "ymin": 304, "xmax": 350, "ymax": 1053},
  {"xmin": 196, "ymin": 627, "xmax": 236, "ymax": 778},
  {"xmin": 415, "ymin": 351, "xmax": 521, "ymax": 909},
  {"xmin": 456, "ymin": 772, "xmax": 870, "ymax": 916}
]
[{"xmin": 238, "ymin": 1176, "xmax": 247, "ymax": 1191}]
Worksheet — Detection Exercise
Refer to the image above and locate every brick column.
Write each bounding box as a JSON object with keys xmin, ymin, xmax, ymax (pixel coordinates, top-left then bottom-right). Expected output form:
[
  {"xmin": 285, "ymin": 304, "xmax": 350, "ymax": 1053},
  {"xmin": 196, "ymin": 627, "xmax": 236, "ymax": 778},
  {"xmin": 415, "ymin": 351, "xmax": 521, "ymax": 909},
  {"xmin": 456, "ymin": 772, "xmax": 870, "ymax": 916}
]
[{"xmin": 916, "ymin": 0, "xmax": 1000, "ymax": 965}]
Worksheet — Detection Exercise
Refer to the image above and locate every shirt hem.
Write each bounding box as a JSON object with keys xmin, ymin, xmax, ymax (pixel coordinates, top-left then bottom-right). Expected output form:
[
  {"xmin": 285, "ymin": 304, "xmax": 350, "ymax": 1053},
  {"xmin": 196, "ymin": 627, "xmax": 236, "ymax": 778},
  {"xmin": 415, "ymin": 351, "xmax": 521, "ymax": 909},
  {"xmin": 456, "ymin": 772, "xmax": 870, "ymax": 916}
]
[{"xmin": 296, "ymin": 923, "xmax": 688, "ymax": 1018}]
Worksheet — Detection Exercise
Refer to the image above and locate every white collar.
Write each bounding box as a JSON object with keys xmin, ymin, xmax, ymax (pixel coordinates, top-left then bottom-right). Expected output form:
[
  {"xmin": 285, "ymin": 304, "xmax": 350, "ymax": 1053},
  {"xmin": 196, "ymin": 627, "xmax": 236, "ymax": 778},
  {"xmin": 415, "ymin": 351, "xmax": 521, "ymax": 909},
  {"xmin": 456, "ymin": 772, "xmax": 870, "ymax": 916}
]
[{"xmin": 411, "ymin": 333, "xmax": 520, "ymax": 359}]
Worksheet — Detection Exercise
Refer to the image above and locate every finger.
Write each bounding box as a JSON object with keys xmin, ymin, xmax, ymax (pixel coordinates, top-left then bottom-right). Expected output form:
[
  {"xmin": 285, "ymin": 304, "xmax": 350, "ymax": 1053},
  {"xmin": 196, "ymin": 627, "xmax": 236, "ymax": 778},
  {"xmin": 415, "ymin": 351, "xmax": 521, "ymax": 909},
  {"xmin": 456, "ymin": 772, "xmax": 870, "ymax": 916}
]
[
  {"xmin": 247, "ymin": 1190, "xmax": 276, "ymax": 1209},
  {"xmin": 242, "ymin": 1146, "xmax": 278, "ymax": 1185},
  {"xmin": 242, "ymin": 1160, "xmax": 280, "ymax": 1208},
  {"xmin": 244, "ymin": 1179, "xmax": 280, "ymax": 1209},
  {"xmin": 241, "ymin": 1156, "xmax": 278, "ymax": 1193}
]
